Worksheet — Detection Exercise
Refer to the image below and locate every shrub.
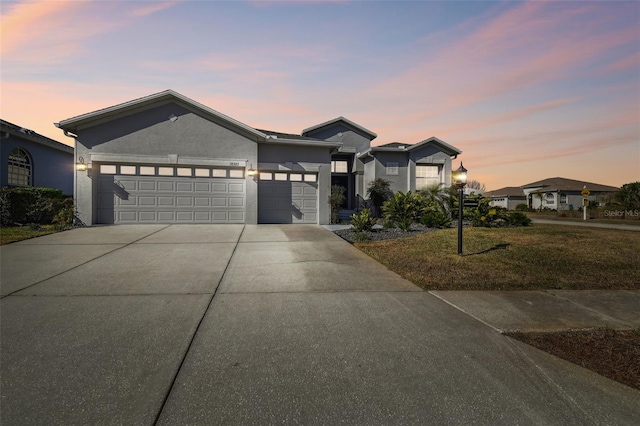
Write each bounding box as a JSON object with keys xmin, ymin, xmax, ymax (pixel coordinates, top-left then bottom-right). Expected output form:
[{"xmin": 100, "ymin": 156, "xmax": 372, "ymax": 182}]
[
  {"xmin": 328, "ymin": 185, "xmax": 346, "ymax": 224},
  {"xmin": 383, "ymin": 191, "xmax": 424, "ymax": 232},
  {"xmin": 0, "ymin": 187, "xmax": 67, "ymax": 226},
  {"xmin": 515, "ymin": 203, "xmax": 529, "ymax": 211},
  {"xmin": 350, "ymin": 208, "xmax": 376, "ymax": 232},
  {"xmin": 366, "ymin": 178, "xmax": 392, "ymax": 217},
  {"xmin": 421, "ymin": 210, "xmax": 451, "ymax": 229},
  {"xmin": 507, "ymin": 211, "xmax": 532, "ymax": 226},
  {"xmin": 52, "ymin": 197, "xmax": 75, "ymax": 228}
]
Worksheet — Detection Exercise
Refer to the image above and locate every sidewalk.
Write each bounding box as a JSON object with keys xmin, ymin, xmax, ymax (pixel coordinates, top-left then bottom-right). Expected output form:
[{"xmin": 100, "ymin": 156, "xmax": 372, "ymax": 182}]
[
  {"xmin": 531, "ymin": 218, "xmax": 640, "ymax": 231},
  {"xmin": 430, "ymin": 290, "xmax": 640, "ymax": 332}
]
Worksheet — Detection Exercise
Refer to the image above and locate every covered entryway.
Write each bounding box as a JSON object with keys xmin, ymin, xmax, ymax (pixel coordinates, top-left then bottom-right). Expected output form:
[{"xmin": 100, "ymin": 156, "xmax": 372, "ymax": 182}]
[
  {"xmin": 97, "ymin": 164, "xmax": 245, "ymax": 224},
  {"xmin": 258, "ymin": 171, "xmax": 318, "ymax": 223}
]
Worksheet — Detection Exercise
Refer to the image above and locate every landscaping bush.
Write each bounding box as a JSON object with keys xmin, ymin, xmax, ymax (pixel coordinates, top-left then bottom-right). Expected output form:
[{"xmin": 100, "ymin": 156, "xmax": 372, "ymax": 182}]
[
  {"xmin": 382, "ymin": 191, "xmax": 424, "ymax": 232},
  {"xmin": 350, "ymin": 208, "xmax": 376, "ymax": 232},
  {"xmin": 0, "ymin": 187, "xmax": 69, "ymax": 226},
  {"xmin": 421, "ymin": 210, "xmax": 451, "ymax": 229},
  {"xmin": 366, "ymin": 178, "xmax": 392, "ymax": 217},
  {"xmin": 515, "ymin": 203, "xmax": 529, "ymax": 211},
  {"xmin": 328, "ymin": 185, "xmax": 346, "ymax": 224},
  {"xmin": 507, "ymin": 211, "xmax": 532, "ymax": 226}
]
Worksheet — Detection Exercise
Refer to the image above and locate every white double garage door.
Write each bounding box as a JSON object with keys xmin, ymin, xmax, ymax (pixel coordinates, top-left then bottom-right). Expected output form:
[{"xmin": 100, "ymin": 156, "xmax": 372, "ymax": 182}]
[{"xmin": 97, "ymin": 164, "xmax": 318, "ymax": 224}]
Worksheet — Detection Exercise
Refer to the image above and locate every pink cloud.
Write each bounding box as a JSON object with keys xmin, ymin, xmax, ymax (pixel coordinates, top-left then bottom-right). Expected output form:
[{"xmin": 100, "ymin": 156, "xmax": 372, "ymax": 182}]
[{"xmin": 129, "ymin": 1, "xmax": 182, "ymax": 17}]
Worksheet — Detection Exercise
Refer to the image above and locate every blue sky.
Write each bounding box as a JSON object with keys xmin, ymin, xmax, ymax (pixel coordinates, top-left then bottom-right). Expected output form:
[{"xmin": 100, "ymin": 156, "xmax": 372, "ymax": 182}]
[{"xmin": 2, "ymin": 0, "xmax": 638, "ymax": 190}]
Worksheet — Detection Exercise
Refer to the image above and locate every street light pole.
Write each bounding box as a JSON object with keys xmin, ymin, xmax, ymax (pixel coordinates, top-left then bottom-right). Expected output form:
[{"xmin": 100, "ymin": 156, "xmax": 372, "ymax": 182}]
[
  {"xmin": 453, "ymin": 162, "xmax": 468, "ymax": 256},
  {"xmin": 458, "ymin": 185, "xmax": 464, "ymax": 255}
]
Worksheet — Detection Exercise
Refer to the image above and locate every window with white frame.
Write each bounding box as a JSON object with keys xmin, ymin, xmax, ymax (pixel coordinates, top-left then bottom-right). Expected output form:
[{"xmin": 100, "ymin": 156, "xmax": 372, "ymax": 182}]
[
  {"xmin": 560, "ymin": 193, "xmax": 567, "ymax": 203},
  {"xmin": 386, "ymin": 162, "xmax": 399, "ymax": 176},
  {"xmin": 545, "ymin": 193, "xmax": 555, "ymax": 204},
  {"xmin": 415, "ymin": 165, "xmax": 439, "ymax": 190},
  {"xmin": 331, "ymin": 160, "xmax": 348, "ymax": 173},
  {"xmin": 8, "ymin": 148, "xmax": 32, "ymax": 186}
]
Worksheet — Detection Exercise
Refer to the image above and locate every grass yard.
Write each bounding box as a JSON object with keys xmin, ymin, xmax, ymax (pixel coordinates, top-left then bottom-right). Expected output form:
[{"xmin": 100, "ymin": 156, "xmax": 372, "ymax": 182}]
[
  {"xmin": 0, "ymin": 225, "xmax": 64, "ymax": 245},
  {"xmin": 355, "ymin": 224, "xmax": 640, "ymax": 291}
]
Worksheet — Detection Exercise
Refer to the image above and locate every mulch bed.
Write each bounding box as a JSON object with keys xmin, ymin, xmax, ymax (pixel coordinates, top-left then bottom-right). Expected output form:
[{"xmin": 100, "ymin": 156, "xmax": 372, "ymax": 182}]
[
  {"xmin": 506, "ymin": 329, "xmax": 640, "ymax": 390},
  {"xmin": 333, "ymin": 224, "xmax": 437, "ymax": 243}
]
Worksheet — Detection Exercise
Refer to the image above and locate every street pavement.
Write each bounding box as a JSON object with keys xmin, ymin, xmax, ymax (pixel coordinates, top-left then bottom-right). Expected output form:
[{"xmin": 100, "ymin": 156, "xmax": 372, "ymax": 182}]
[{"xmin": 1, "ymin": 224, "xmax": 638, "ymax": 425}]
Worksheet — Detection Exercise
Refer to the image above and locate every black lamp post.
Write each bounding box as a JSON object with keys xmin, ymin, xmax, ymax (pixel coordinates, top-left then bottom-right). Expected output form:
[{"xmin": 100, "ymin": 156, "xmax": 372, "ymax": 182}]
[{"xmin": 453, "ymin": 162, "xmax": 468, "ymax": 256}]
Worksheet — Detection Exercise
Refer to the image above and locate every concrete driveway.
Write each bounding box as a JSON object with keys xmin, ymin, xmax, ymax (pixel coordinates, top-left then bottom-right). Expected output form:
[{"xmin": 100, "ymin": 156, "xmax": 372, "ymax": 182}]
[{"xmin": 1, "ymin": 225, "xmax": 638, "ymax": 425}]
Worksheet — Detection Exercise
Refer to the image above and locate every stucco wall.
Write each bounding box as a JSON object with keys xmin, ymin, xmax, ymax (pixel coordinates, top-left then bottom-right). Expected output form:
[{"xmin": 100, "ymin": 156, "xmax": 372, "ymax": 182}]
[
  {"xmin": 74, "ymin": 101, "xmax": 259, "ymax": 225},
  {"xmin": 305, "ymin": 123, "xmax": 372, "ymax": 153},
  {"xmin": 370, "ymin": 151, "xmax": 409, "ymax": 194},
  {"xmin": 1, "ymin": 136, "xmax": 73, "ymax": 194}
]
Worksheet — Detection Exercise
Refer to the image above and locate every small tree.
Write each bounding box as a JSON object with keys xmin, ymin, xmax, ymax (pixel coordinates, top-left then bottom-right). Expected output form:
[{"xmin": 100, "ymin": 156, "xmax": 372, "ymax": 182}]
[
  {"xmin": 466, "ymin": 180, "xmax": 486, "ymax": 192},
  {"xmin": 328, "ymin": 185, "xmax": 346, "ymax": 224},
  {"xmin": 366, "ymin": 178, "xmax": 392, "ymax": 217},
  {"xmin": 614, "ymin": 182, "xmax": 640, "ymax": 210}
]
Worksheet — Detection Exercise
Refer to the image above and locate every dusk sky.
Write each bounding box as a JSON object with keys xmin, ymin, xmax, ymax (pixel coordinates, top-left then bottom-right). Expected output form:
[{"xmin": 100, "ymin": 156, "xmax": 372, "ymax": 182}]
[{"xmin": 1, "ymin": 0, "xmax": 638, "ymax": 190}]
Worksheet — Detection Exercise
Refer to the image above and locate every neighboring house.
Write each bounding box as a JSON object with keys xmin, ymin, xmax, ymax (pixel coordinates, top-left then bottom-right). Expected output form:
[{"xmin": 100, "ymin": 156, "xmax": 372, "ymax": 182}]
[
  {"xmin": 55, "ymin": 90, "xmax": 461, "ymax": 225},
  {"xmin": 1, "ymin": 119, "xmax": 74, "ymax": 194},
  {"xmin": 485, "ymin": 187, "xmax": 527, "ymax": 210},
  {"xmin": 521, "ymin": 177, "xmax": 619, "ymax": 210}
]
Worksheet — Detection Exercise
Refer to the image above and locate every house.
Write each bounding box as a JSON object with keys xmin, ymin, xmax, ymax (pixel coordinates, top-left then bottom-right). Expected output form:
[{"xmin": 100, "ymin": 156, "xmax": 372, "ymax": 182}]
[
  {"xmin": 1, "ymin": 119, "xmax": 74, "ymax": 194},
  {"xmin": 55, "ymin": 90, "xmax": 461, "ymax": 225},
  {"xmin": 485, "ymin": 187, "xmax": 527, "ymax": 210},
  {"xmin": 522, "ymin": 177, "xmax": 619, "ymax": 210}
]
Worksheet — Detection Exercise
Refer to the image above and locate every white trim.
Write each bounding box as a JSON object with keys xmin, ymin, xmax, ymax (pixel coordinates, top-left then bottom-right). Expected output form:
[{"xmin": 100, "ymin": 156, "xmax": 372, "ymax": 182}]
[{"xmin": 90, "ymin": 153, "xmax": 247, "ymax": 167}]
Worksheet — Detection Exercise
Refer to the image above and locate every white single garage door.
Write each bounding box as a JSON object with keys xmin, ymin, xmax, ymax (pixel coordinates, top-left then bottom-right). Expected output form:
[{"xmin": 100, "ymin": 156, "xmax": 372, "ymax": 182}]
[
  {"xmin": 97, "ymin": 164, "xmax": 245, "ymax": 224},
  {"xmin": 258, "ymin": 171, "xmax": 317, "ymax": 224}
]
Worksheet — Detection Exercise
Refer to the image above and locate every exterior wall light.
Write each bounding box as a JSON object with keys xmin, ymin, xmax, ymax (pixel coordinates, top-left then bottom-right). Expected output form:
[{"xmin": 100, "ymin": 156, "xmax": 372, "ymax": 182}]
[
  {"xmin": 247, "ymin": 165, "xmax": 257, "ymax": 176},
  {"xmin": 453, "ymin": 162, "xmax": 468, "ymax": 256},
  {"xmin": 76, "ymin": 157, "xmax": 88, "ymax": 171}
]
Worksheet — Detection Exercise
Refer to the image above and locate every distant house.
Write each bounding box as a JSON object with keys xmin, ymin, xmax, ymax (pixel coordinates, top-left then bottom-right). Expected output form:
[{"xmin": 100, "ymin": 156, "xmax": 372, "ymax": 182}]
[
  {"xmin": 522, "ymin": 177, "xmax": 619, "ymax": 210},
  {"xmin": 486, "ymin": 178, "xmax": 620, "ymax": 211},
  {"xmin": 1, "ymin": 119, "xmax": 74, "ymax": 195},
  {"xmin": 485, "ymin": 187, "xmax": 527, "ymax": 210},
  {"xmin": 55, "ymin": 90, "xmax": 462, "ymax": 225}
]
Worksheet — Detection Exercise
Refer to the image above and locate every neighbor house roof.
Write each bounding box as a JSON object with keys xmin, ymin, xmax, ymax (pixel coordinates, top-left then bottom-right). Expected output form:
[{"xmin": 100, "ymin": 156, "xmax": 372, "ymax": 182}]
[
  {"xmin": 521, "ymin": 177, "xmax": 619, "ymax": 192},
  {"xmin": 301, "ymin": 116, "xmax": 378, "ymax": 140},
  {"xmin": 357, "ymin": 136, "xmax": 461, "ymax": 158},
  {"xmin": 485, "ymin": 187, "xmax": 526, "ymax": 197},
  {"xmin": 55, "ymin": 89, "xmax": 267, "ymax": 141},
  {"xmin": 1, "ymin": 119, "xmax": 73, "ymax": 154}
]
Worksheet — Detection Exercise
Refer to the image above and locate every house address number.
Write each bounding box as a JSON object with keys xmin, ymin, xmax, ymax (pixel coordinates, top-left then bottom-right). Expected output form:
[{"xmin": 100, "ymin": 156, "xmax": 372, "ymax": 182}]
[{"xmin": 229, "ymin": 162, "xmax": 240, "ymax": 166}]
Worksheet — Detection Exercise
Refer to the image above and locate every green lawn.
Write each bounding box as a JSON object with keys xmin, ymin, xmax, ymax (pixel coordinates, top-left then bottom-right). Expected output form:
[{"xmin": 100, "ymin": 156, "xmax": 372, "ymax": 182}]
[
  {"xmin": 0, "ymin": 225, "xmax": 64, "ymax": 245},
  {"xmin": 356, "ymin": 224, "xmax": 640, "ymax": 290}
]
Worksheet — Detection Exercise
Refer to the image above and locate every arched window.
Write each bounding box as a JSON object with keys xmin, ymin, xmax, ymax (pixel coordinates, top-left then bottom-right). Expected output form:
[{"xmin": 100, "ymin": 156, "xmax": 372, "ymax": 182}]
[{"xmin": 8, "ymin": 148, "xmax": 32, "ymax": 186}]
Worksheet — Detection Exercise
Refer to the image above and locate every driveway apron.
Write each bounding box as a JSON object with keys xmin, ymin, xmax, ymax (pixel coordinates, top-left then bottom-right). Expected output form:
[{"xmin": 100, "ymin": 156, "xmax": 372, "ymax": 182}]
[{"xmin": 1, "ymin": 225, "xmax": 638, "ymax": 425}]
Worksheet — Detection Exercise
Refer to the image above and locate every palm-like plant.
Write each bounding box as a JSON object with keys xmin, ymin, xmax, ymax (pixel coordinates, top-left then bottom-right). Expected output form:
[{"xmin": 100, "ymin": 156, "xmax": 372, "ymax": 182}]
[
  {"xmin": 419, "ymin": 183, "xmax": 452, "ymax": 216},
  {"xmin": 367, "ymin": 178, "xmax": 392, "ymax": 217}
]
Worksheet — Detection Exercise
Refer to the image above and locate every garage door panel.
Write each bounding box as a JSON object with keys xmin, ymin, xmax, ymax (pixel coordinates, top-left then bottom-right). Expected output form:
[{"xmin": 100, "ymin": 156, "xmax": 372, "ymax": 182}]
[
  {"xmin": 97, "ymin": 170, "xmax": 245, "ymax": 224},
  {"xmin": 229, "ymin": 183, "xmax": 244, "ymax": 193},
  {"xmin": 195, "ymin": 197, "xmax": 210, "ymax": 207},
  {"xmin": 138, "ymin": 196, "xmax": 156, "ymax": 206},
  {"xmin": 194, "ymin": 182, "xmax": 210, "ymax": 192},
  {"xmin": 139, "ymin": 181, "xmax": 156, "ymax": 191},
  {"xmin": 176, "ymin": 182, "xmax": 193, "ymax": 192}
]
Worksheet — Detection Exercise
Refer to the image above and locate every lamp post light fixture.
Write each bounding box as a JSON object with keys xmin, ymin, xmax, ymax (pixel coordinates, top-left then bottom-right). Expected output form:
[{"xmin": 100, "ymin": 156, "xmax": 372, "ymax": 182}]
[{"xmin": 453, "ymin": 162, "xmax": 468, "ymax": 256}]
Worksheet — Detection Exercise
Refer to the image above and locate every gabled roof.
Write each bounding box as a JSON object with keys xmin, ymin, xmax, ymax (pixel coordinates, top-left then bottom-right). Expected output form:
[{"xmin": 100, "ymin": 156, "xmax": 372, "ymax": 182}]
[
  {"xmin": 485, "ymin": 187, "xmax": 526, "ymax": 197},
  {"xmin": 301, "ymin": 116, "xmax": 377, "ymax": 140},
  {"xmin": 255, "ymin": 128, "xmax": 342, "ymax": 148},
  {"xmin": 357, "ymin": 136, "xmax": 461, "ymax": 158},
  {"xmin": 521, "ymin": 177, "xmax": 619, "ymax": 192},
  {"xmin": 1, "ymin": 119, "xmax": 73, "ymax": 154},
  {"xmin": 55, "ymin": 90, "xmax": 266, "ymax": 140}
]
